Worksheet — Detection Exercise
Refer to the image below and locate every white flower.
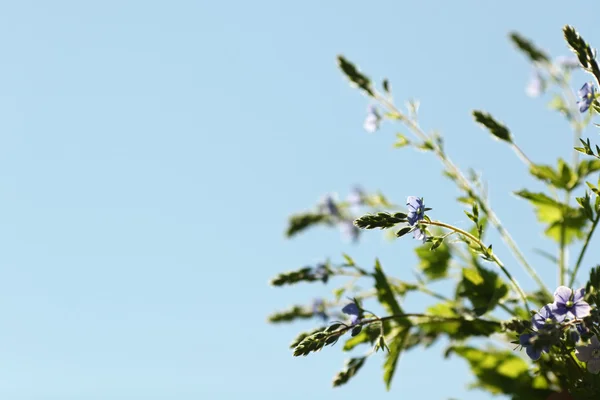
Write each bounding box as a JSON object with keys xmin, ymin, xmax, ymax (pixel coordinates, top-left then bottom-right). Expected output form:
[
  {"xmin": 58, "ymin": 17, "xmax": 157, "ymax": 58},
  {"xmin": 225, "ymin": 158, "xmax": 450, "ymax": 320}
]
[{"xmin": 575, "ymin": 335, "xmax": 600, "ymax": 374}]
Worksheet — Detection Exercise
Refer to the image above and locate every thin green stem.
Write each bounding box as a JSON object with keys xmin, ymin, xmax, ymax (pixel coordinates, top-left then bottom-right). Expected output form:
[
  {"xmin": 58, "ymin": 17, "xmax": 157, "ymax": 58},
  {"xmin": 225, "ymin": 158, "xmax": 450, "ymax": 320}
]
[
  {"xmin": 511, "ymin": 142, "xmax": 534, "ymax": 168},
  {"xmin": 423, "ymin": 220, "xmax": 531, "ymax": 313},
  {"xmin": 569, "ymin": 212, "xmax": 600, "ymax": 287},
  {"xmin": 375, "ymin": 93, "xmax": 551, "ymax": 298}
]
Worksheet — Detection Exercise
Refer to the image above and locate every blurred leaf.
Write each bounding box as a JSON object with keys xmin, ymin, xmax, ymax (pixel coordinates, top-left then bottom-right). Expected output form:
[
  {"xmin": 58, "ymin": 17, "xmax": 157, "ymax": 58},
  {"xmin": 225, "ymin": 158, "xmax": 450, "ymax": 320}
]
[
  {"xmin": 393, "ymin": 133, "xmax": 411, "ymax": 148},
  {"xmin": 415, "ymin": 239, "xmax": 451, "ymax": 280},
  {"xmin": 289, "ymin": 326, "xmax": 327, "ymax": 349},
  {"xmin": 373, "ymin": 259, "xmax": 405, "ymax": 317},
  {"xmin": 337, "ymin": 56, "xmax": 374, "ymax": 97},
  {"xmin": 286, "ymin": 213, "xmax": 328, "ymax": 237},
  {"xmin": 420, "ymin": 303, "xmax": 501, "ymax": 340},
  {"xmin": 270, "ymin": 266, "xmax": 326, "ymax": 286},
  {"xmin": 509, "ymin": 32, "xmax": 551, "ymax": 63},
  {"xmin": 459, "ymin": 265, "xmax": 508, "ymax": 316},
  {"xmin": 383, "ymin": 327, "xmax": 410, "ymax": 390},
  {"xmin": 447, "ymin": 346, "xmax": 551, "ymax": 398},
  {"xmin": 268, "ymin": 305, "xmax": 315, "ymax": 323},
  {"xmin": 332, "ymin": 357, "xmax": 367, "ymax": 387},
  {"xmin": 342, "ymin": 324, "xmax": 380, "ymax": 351},
  {"xmin": 473, "ymin": 111, "xmax": 512, "ymax": 143}
]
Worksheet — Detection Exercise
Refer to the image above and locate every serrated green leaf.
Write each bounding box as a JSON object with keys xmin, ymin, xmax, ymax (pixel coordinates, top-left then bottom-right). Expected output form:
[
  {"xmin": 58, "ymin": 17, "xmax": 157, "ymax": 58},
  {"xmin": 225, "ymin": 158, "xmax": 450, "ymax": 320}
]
[
  {"xmin": 332, "ymin": 357, "xmax": 367, "ymax": 387},
  {"xmin": 415, "ymin": 239, "xmax": 451, "ymax": 280},
  {"xmin": 373, "ymin": 259, "xmax": 405, "ymax": 317},
  {"xmin": 459, "ymin": 266, "xmax": 508, "ymax": 316},
  {"xmin": 472, "ymin": 111, "xmax": 512, "ymax": 143},
  {"xmin": 355, "ymin": 212, "xmax": 406, "ymax": 229},
  {"xmin": 286, "ymin": 213, "xmax": 328, "ymax": 237}
]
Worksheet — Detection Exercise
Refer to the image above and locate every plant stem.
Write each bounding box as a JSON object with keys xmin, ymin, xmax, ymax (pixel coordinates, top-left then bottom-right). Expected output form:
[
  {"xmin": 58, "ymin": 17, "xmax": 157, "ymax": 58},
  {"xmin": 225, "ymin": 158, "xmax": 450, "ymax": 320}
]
[
  {"xmin": 423, "ymin": 220, "xmax": 531, "ymax": 313},
  {"xmin": 569, "ymin": 212, "xmax": 600, "ymax": 287},
  {"xmin": 375, "ymin": 93, "xmax": 551, "ymax": 298}
]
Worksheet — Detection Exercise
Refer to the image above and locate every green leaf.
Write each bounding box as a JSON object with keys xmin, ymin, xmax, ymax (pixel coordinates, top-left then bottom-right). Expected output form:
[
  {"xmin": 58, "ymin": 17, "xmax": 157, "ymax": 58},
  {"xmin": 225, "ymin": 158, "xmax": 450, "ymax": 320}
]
[
  {"xmin": 332, "ymin": 357, "xmax": 367, "ymax": 387},
  {"xmin": 459, "ymin": 265, "xmax": 508, "ymax": 316},
  {"xmin": 269, "ymin": 265, "xmax": 327, "ymax": 286},
  {"xmin": 577, "ymin": 159, "xmax": 600, "ymax": 180},
  {"xmin": 267, "ymin": 305, "xmax": 315, "ymax": 323},
  {"xmin": 286, "ymin": 213, "xmax": 328, "ymax": 237},
  {"xmin": 373, "ymin": 259, "xmax": 405, "ymax": 317},
  {"xmin": 355, "ymin": 212, "xmax": 407, "ymax": 229},
  {"xmin": 383, "ymin": 328, "xmax": 410, "ymax": 390},
  {"xmin": 342, "ymin": 324, "xmax": 380, "ymax": 351},
  {"xmin": 419, "ymin": 303, "xmax": 501, "ymax": 340},
  {"xmin": 509, "ymin": 32, "xmax": 550, "ymax": 63},
  {"xmin": 447, "ymin": 346, "xmax": 551, "ymax": 398},
  {"xmin": 472, "ymin": 111, "xmax": 512, "ymax": 143},
  {"xmin": 514, "ymin": 189, "xmax": 588, "ymax": 244},
  {"xmin": 337, "ymin": 56, "xmax": 374, "ymax": 97},
  {"xmin": 415, "ymin": 239, "xmax": 451, "ymax": 280},
  {"xmin": 393, "ymin": 133, "xmax": 410, "ymax": 148}
]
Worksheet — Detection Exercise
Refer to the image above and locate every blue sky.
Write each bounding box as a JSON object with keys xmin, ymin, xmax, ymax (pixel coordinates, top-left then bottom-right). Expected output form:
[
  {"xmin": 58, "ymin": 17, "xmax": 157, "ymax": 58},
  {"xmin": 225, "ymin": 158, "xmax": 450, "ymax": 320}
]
[{"xmin": 0, "ymin": 1, "xmax": 599, "ymax": 399}]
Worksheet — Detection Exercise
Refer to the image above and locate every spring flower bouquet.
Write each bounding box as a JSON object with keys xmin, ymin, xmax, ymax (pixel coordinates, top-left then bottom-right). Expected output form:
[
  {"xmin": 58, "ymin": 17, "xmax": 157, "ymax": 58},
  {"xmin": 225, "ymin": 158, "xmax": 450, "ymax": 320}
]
[{"xmin": 268, "ymin": 25, "xmax": 600, "ymax": 399}]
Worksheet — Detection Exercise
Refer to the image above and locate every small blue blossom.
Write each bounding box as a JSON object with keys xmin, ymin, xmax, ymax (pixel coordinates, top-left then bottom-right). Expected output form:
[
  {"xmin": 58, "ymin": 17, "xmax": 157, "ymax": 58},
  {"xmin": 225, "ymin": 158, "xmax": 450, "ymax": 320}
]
[
  {"xmin": 531, "ymin": 303, "xmax": 559, "ymax": 329},
  {"xmin": 552, "ymin": 286, "xmax": 591, "ymax": 321},
  {"xmin": 312, "ymin": 298, "xmax": 328, "ymax": 322},
  {"xmin": 339, "ymin": 220, "xmax": 359, "ymax": 243},
  {"xmin": 525, "ymin": 70, "xmax": 544, "ymax": 98},
  {"xmin": 341, "ymin": 301, "xmax": 361, "ymax": 326},
  {"xmin": 519, "ymin": 332, "xmax": 547, "ymax": 361},
  {"xmin": 576, "ymin": 335, "xmax": 600, "ymax": 374},
  {"xmin": 347, "ymin": 186, "xmax": 365, "ymax": 213},
  {"xmin": 406, "ymin": 196, "xmax": 427, "ymax": 241},
  {"xmin": 577, "ymin": 82, "xmax": 596, "ymax": 113},
  {"xmin": 363, "ymin": 105, "xmax": 381, "ymax": 133},
  {"xmin": 313, "ymin": 263, "xmax": 329, "ymax": 283},
  {"xmin": 320, "ymin": 194, "xmax": 340, "ymax": 217},
  {"xmin": 555, "ymin": 55, "xmax": 580, "ymax": 69}
]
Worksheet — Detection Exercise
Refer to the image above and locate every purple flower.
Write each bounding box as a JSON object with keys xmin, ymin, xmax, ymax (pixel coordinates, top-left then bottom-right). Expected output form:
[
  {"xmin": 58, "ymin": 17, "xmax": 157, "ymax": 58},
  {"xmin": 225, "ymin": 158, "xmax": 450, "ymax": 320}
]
[
  {"xmin": 320, "ymin": 194, "xmax": 340, "ymax": 217},
  {"xmin": 313, "ymin": 263, "xmax": 329, "ymax": 284},
  {"xmin": 363, "ymin": 105, "xmax": 381, "ymax": 133},
  {"xmin": 312, "ymin": 298, "xmax": 328, "ymax": 322},
  {"xmin": 576, "ymin": 335, "xmax": 600, "ymax": 374},
  {"xmin": 577, "ymin": 82, "xmax": 595, "ymax": 113},
  {"xmin": 519, "ymin": 333, "xmax": 547, "ymax": 361},
  {"xmin": 525, "ymin": 70, "xmax": 544, "ymax": 98},
  {"xmin": 339, "ymin": 220, "xmax": 359, "ymax": 243},
  {"xmin": 555, "ymin": 55, "xmax": 580, "ymax": 69},
  {"xmin": 341, "ymin": 301, "xmax": 361, "ymax": 326},
  {"xmin": 552, "ymin": 286, "xmax": 591, "ymax": 321},
  {"xmin": 407, "ymin": 196, "xmax": 427, "ymax": 241},
  {"xmin": 519, "ymin": 305, "xmax": 557, "ymax": 360},
  {"xmin": 347, "ymin": 186, "xmax": 365, "ymax": 212}
]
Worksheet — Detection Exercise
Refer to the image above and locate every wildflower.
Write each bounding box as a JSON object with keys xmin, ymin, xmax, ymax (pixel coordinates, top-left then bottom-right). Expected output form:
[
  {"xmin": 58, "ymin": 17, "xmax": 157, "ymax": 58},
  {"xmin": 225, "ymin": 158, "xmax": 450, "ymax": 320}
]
[
  {"xmin": 406, "ymin": 196, "xmax": 427, "ymax": 241},
  {"xmin": 339, "ymin": 220, "xmax": 359, "ymax": 243},
  {"xmin": 552, "ymin": 286, "xmax": 591, "ymax": 321},
  {"xmin": 320, "ymin": 194, "xmax": 340, "ymax": 217},
  {"xmin": 555, "ymin": 55, "xmax": 580, "ymax": 69},
  {"xmin": 526, "ymin": 70, "xmax": 544, "ymax": 97},
  {"xmin": 519, "ymin": 305, "xmax": 557, "ymax": 360},
  {"xmin": 577, "ymin": 82, "xmax": 595, "ymax": 113},
  {"xmin": 363, "ymin": 105, "xmax": 381, "ymax": 133},
  {"xmin": 341, "ymin": 301, "xmax": 361, "ymax": 326},
  {"xmin": 312, "ymin": 298, "xmax": 328, "ymax": 322},
  {"xmin": 313, "ymin": 263, "xmax": 329, "ymax": 284},
  {"xmin": 347, "ymin": 186, "xmax": 365, "ymax": 213},
  {"xmin": 575, "ymin": 335, "xmax": 600, "ymax": 374}
]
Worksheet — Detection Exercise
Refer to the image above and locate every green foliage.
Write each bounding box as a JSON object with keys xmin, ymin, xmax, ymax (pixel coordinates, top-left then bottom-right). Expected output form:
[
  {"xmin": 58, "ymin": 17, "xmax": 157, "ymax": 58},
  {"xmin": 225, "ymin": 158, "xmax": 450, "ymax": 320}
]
[
  {"xmin": 531, "ymin": 159, "xmax": 600, "ymax": 191},
  {"xmin": 563, "ymin": 25, "xmax": 600, "ymax": 85},
  {"xmin": 586, "ymin": 265, "xmax": 600, "ymax": 307},
  {"xmin": 270, "ymin": 266, "xmax": 327, "ymax": 286},
  {"xmin": 509, "ymin": 32, "xmax": 550, "ymax": 63},
  {"xmin": 575, "ymin": 138, "xmax": 600, "ymax": 160},
  {"xmin": 289, "ymin": 326, "xmax": 327, "ymax": 349},
  {"xmin": 337, "ymin": 56, "xmax": 375, "ymax": 97},
  {"xmin": 373, "ymin": 259, "xmax": 405, "ymax": 317},
  {"xmin": 459, "ymin": 265, "xmax": 508, "ymax": 316},
  {"xmin": 415, "ymin": 239, "xmax": 451, "ymax": 280},
  {"xmin": 286, "ymin": 213, "xmax": 328, "ymax": 237},
  {"xmin": 342, "ymin": 324, "xmax": 380, "ymax": 351},
  {"xmin": 472, "ymin": 111, "xmax": 513, "ymax": 143},
  {"xmin": 293, "ymin": 329, "xmax": 340, "ymax": 357},
  {"xmin": 515, "ymin": 190, "xmax": 587, "ymax": 244},
  {"xmin": 447, "ymin": 346, "xmax": 552, "ymax": 399},
  {"xmin": 419, "ymin": 303, "xmax": 501, "ymax": 340},
  {"xmin": 268, "ymin": 305, "xmax": 314, "ymax": 323},
  {"xmin": 332, "ymin": 357, "xmax": 367, "ymax": 387},
  {"xmin": 383, "ymin": 327, "xmax": 410, "ymax": 390},
  {"xmin": 355, "ymin": 212, "xmax": 407, "ymax": 229}
]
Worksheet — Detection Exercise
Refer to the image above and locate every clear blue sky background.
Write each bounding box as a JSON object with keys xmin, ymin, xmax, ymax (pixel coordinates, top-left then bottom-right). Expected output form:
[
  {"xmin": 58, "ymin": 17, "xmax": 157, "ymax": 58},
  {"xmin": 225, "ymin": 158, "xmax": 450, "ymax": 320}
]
[{"xmin": 0, "ymin": 1, "xmax": 599, "ymax": 399}]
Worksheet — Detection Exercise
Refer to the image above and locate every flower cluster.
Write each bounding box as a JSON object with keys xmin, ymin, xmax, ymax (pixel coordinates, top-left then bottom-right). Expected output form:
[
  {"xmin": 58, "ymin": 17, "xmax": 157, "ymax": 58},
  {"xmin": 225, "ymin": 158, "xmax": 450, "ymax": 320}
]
[
  {"xmin": 406, "ymin": 196, "xmax": 427, "ymax": 241},
  {"xmin": 519, "ymin": 286, "xmax": 595, "ymax": 370},
  {"xmin": 319, "ymin": 191, "xmax": 362, "ymax": 242},
  {"xmin": 577, "ymin": 82, "xmax": 596, "ymax": 113}
]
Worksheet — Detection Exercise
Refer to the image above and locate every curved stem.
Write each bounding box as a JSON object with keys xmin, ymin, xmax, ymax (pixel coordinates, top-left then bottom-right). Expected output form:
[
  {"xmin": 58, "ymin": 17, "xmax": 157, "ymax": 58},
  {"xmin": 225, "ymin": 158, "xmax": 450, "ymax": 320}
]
[
  {"xmin": 375, "ymin": 93, "xmax": 551, "ymax": 298},
  {"xmin": 569, "ymin": 212, "xmax": 600, "ymax": 287},
  {"xmin": 423, "ymin": 220, "xmax": 531, "ymax": 313}
]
